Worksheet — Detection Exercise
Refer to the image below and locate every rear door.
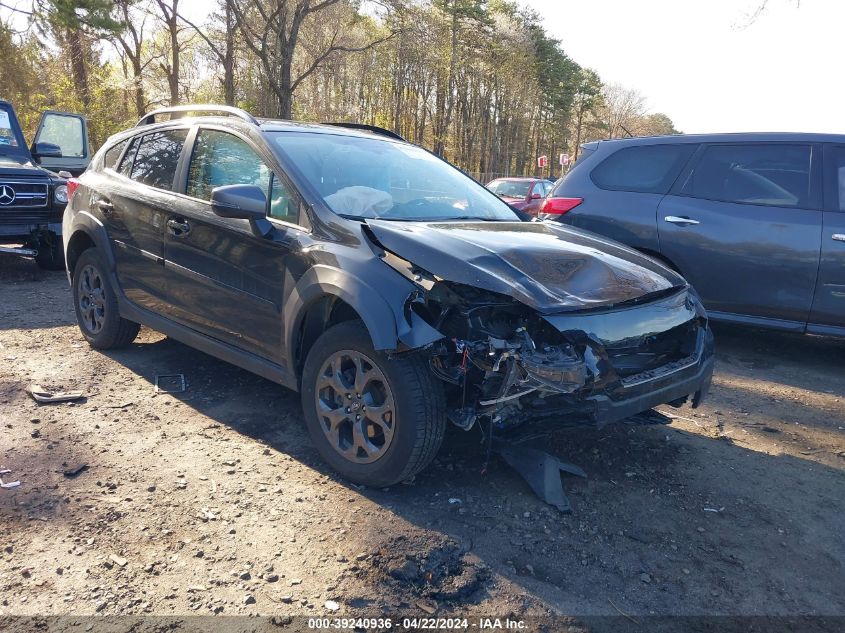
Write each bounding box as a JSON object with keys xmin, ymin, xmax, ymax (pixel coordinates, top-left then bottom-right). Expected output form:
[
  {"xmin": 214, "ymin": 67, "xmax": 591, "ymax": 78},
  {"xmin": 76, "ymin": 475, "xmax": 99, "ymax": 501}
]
[
  {"xmin": 808, "ymin": 144, "xmax": 845, "ymax": 335},
  {"xmin": 657, "ymin": 142, "xmax": 822, "ymax": 327},
  {"xmin": 160, "ymin": 126, "xmax": 303, "ymax": 361},
  {"xmin": 99, "ymin": 128, "xmax": 189, "ymax": 311},
  {"xmin": 32, "ymin": 111, "xmax": 90, "ymax": 175},
  {"xmin": 555, "ymin": 143, "xmax": 697, "ymax": 252}
]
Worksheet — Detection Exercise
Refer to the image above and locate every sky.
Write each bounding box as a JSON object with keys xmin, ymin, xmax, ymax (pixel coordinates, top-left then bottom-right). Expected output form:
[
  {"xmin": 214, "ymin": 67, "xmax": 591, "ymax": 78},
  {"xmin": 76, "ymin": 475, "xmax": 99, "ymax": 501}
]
[
  {"xmin": 522, "ymin": 0, "xmax": 844, "ymax": 134},
  {"xmin": 3, "ymin": 0, "xmax": 839, "ymax": 134}
]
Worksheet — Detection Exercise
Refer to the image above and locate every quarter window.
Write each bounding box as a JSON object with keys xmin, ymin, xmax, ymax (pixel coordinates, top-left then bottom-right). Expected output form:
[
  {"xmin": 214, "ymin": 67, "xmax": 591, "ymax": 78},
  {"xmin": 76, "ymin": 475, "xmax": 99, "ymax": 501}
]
[
  {"xmin": 682, "ymin": 144, "xmax": 812, "ymax": 208},
  {"xmin": 103, "ymin": 139, "xmax": 128, "ymax": 171},
  {"xmin": 118, "ymin": 137, "xmax": 140, "ymax": 177},
  {"xmin": 591, "ymin": 144, "xmax": 696, "ymax": 194},
  {"xmin": 130, "ymin": 129, "xmax": 188, "ymax": 191}
]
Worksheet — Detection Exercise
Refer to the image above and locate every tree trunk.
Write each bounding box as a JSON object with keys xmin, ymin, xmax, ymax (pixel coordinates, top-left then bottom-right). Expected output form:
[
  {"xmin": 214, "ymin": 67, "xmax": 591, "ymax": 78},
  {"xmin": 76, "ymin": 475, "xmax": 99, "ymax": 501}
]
[
  {"xmin": 168, "ymin": 1, "xmax": 180, "ymax": 106},
  {"xmin": 133, "ymin": 56, "xmax": 145, "ymax": 117},
  {"xmin": 278, "ymin": 55, "xmax": 294, "ymax": 119},
  {"xmin": 66, "ymin": 28, "xmax": 90, "ymax": 108},
  {"xmin": 223, "ymin": 0, "xmax": 235, "ymax": 105}
]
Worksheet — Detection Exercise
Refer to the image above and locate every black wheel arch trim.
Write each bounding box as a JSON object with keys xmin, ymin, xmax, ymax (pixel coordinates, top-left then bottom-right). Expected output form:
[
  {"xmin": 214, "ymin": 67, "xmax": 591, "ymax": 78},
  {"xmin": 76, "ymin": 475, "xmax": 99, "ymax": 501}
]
[
  {"xmin": 64, "ymin": 211, "xmax": 117, "ymax": 280},
  {"xmin": 282, "ymin": 264, "xmax": 445, "ymax": 379}
]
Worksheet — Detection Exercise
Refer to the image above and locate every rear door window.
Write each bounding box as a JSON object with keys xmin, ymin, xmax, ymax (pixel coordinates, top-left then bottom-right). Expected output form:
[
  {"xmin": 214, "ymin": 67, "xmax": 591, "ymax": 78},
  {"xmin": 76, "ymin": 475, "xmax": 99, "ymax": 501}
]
[
  {"xmin": 130, "ymin": 129, "xmax": 189, "ymax": 191},
  {"xmin": 682, "ymin": 143, "xmax": 812, "ymax": 208},
  {"xmin": 591, "ymin": 144, "xmax": 696, "ymax": 194}
]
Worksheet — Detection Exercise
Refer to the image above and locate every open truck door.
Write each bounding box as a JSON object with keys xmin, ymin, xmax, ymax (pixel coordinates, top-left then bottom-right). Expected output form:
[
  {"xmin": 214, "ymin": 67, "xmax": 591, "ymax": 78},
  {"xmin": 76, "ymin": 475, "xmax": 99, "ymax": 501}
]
[{"xmin": 30, "ymin": 110, "xmax": 90, "ymax": 176}]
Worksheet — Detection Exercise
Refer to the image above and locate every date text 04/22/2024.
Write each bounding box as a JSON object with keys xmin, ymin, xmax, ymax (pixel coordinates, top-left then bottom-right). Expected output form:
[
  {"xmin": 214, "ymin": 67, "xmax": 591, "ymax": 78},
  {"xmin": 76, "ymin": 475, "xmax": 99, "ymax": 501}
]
[{"xmin": 306, "ymin": 617, "xmax": 528, "ymax": 630}]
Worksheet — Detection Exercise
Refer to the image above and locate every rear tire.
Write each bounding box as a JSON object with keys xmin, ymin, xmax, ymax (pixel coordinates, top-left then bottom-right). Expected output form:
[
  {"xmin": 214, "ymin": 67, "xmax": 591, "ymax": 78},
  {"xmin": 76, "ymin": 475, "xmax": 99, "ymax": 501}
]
[
  {"xmin": 300, "ymin": 320, "xmax": 446, "ymax": 487},
  {"xmin": 72, "ymin": 248, "xmax": 140, "ymax": 349},
  {"xmin": 34, "ymin": 234, "xmax": 65, "ymax": 270}
]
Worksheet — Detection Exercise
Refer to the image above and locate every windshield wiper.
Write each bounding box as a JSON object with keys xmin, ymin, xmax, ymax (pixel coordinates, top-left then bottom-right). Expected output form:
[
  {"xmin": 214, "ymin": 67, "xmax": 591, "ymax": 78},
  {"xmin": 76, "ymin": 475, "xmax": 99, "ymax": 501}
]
[
  {"xmin": 340, "ymin": 214, "xmax": 514, "ymax": 223},
  {"xmin": 423, "ymin": 216, "xmax": 510, "ymax": 222}
]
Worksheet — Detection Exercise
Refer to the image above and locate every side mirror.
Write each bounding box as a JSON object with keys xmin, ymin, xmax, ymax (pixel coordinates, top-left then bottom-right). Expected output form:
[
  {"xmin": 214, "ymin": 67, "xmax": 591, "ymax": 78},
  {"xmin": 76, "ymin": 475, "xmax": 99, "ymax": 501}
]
[
  {"xmin": 31, "ymin": 142, "xmax": 63, "ymax": 161},
  {"xmin": 530, "ymin": 192, "xmax": 542, "ymax": 200},
  {"xmin": 211, "ymin": 184, "xmax": 267, "ymax": 220},
  {"xmin": 210, "ymin": 184, "xmax": 273, "ymax": 238}
]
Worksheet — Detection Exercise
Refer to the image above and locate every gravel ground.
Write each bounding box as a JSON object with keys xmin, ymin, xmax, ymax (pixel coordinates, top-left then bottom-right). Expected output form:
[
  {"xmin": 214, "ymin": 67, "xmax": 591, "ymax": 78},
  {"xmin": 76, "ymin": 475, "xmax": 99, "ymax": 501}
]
[{"xmin": 1, "ymin": 254, "xmax": 843, "ymax": 622}]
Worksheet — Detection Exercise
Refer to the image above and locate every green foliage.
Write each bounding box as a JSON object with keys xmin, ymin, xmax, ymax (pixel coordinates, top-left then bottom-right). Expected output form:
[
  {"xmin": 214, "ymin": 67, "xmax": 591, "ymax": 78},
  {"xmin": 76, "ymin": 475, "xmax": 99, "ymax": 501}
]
[
  {"xmin": 34, "ymin": 0, "xmax": 123, "ymax": 34},
  {"xmin": 0, "ymin": 0, "xmax": 676, "ymax": 171}
]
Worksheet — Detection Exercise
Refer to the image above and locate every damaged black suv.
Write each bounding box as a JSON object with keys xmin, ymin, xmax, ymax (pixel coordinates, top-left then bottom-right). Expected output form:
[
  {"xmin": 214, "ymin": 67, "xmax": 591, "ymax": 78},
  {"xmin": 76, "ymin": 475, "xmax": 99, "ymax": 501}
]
[{"xmin": 64, "ymin": 105, "xmax": 714, "ymax": 487}]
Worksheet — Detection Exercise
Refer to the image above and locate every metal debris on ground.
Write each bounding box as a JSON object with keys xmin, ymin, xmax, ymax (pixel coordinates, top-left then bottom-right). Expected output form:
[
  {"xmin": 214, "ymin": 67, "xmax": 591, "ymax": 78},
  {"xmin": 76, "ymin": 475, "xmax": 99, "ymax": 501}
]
[
  {"xmin": 27, "ymin": 384, "xmax": 85, "ymax": 404},
  {"xmin": 0, "ymin": 469, "xmax": 21, "ymax": 489},
  {"xmin": 154, "ymin": 374, "xmax": 186, "ymax": 394}
]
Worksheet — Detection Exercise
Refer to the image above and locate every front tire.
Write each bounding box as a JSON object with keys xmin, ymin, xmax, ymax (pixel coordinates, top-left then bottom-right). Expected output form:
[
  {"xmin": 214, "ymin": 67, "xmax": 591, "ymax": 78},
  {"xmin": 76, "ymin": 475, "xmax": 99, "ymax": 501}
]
[
  {"xmin": 72, "ymin": 248, "xmax": 140, "ymax": 349},
  {"xmin": 300, "ymin": 320, "xmax": 446, "ymax": 487}
]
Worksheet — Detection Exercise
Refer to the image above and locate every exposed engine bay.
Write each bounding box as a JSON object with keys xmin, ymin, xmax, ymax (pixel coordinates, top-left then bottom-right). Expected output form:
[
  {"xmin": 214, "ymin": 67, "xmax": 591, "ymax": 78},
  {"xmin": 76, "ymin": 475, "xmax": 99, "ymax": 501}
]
[
  {"xmin": 399, "ymin": 279, "xmax": 706, "ymax": 434},
  {"xmin": 370, "ymin": 220, "xmax": 713, "ymax": 437}
]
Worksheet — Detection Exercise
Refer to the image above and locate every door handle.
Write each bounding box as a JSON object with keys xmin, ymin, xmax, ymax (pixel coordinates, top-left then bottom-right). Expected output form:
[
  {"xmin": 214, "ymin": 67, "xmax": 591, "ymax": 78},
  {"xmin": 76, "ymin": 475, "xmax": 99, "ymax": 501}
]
[
  {"xmin": 833, "ymin": 233, "xmax": 845, "ymax": 242},
  {"xmin": 95, "ymin": 199, "xmax": 114, "ymax": 215},
  {"xmin": 167, "ymin": 218, "xmax": 191, "ymax": 236},
  {"xmin": 664, "ymin": 215, "xmax": 700, "ymax": 226}
]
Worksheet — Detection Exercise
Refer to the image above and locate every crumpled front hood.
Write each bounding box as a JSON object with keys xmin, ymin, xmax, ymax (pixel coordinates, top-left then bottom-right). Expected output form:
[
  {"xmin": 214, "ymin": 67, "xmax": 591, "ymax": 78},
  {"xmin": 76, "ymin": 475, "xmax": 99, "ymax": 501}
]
[{"xmin": 366, "ymin": 220, "xmax": 686, "ymax": 313}]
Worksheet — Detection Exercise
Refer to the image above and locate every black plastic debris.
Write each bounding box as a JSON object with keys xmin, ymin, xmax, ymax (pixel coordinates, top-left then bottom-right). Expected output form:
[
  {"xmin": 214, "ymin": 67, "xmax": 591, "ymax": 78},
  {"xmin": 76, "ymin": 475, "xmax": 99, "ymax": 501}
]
[{"xmin": 494, "ymin": 441, "xmax": 587, "ymax": 513}]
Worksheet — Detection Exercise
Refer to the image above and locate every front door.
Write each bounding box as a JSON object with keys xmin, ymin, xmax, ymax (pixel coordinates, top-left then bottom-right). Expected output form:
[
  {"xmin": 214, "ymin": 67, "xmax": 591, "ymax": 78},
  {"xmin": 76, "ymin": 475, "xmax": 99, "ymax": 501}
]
[
  {"xmin": 657, "ymin": 142, "xmax": 823, "ymax": 327},
  {"xmin": 808, "ymin": 144, "xmax": 845, "ymax": 335},
  {"xmin": 161, "ymin": 127, "xmax": 302, "ymax": 362},
  {"xmin": 32, "ymin": 111, "xmax": 90, "ymax": 175}
]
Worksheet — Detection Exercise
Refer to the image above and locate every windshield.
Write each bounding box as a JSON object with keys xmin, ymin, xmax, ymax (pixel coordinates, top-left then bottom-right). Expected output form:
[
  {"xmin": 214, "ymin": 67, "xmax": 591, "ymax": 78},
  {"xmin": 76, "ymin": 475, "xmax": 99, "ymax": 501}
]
[
  {"xmin": 0, "ymin": 104, "xmax": 26, "ymax": 154},
  {"xmin": 271, "ymin": 132, "xmax": 519, "ymax": 221},
  {"xmin": 487, "ymin": 179, "xmax": 531, "ymax": 198}
]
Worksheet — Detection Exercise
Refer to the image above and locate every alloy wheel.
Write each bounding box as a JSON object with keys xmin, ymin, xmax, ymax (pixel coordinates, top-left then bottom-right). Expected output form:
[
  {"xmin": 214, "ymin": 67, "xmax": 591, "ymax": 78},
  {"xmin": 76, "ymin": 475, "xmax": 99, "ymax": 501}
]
[
  {"xmin": 78, "ymin": 264, "xmax": 106, "ymax": 334},
  {"xmin": 315, "ymin": 349, "xmax": 396, "ymax": 464}
]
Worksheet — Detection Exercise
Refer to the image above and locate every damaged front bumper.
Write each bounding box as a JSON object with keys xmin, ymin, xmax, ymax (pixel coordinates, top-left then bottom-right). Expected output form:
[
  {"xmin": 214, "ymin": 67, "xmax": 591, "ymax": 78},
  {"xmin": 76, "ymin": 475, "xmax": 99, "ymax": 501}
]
[
  {"xmin": 421, "ymin": 283, "xmax": 715, "ymax": 432},
  {"xmin": 538, "ymin": 290, "xmax": 715, "ymax": 428},
  {"xmin": 578, "ymin": 333, "xmax": 713, "ymax": 427}
]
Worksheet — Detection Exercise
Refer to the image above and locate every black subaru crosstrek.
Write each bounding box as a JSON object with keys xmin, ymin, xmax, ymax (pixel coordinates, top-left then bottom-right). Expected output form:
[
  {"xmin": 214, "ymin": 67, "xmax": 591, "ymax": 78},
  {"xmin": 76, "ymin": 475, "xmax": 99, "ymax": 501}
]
[
  {"xmin": 1, "ymin": 99, "xmax": 89, "ymax": 268},
  {"xmin": 63, "ymin": 105, "xmax": 714, "ymax": 487}
]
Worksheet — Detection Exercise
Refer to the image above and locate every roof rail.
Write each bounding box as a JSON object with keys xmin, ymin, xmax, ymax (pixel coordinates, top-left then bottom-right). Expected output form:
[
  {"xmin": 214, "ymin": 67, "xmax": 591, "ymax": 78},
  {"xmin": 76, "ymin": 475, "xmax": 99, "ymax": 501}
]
[
  {"xmin": 136, "ymin": 104, "xmax": 259, "ymax": 127},
  {"xmin": 325, "ymin": 122, "xmax": 405, "ymax": 142}
]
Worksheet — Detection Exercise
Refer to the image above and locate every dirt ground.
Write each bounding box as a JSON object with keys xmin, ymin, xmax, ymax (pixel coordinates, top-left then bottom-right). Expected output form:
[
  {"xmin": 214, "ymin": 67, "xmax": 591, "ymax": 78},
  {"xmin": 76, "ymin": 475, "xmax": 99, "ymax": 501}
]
[{"xmin": 1, "ymin": 253, "xmax": 843, "ymax": 623}]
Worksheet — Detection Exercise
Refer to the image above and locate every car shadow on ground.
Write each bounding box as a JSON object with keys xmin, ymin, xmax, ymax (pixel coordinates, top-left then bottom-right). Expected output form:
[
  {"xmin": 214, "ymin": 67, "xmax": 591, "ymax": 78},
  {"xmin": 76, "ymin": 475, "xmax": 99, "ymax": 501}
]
[
  {"xmin": 0, "ymin": 255, "xmax": 72, "ymax": 331},
  {"xmin": 711, "ymin": 322, "xmax": 845, "ymax": 392},
  {"xmin": 90, "ymin": 325, "xmax": 845, "ymax": 617}
]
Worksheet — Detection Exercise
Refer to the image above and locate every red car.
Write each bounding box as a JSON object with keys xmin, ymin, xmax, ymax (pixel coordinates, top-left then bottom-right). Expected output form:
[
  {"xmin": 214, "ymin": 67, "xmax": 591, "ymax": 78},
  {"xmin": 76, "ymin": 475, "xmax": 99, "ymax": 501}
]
[{"xmin": 485, "ymin": 177, "xmax": 554, "ymax": 215}]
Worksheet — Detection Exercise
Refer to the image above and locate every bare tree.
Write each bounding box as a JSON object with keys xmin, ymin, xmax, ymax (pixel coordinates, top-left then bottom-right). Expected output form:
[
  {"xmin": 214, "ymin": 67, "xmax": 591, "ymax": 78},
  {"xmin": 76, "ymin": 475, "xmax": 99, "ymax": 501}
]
[
  {"xmin": 112, "ymin": 0, "xmax": 153, "ymax": 117},
  {"xmin": 230, "ymin": 0, "xmax": 395, "ymax": 118},
  {"xmin": 154, "ymin": 0, "xmax": 182, "ymax": 105},
  {"xmin": 177, "ymin": 0, "xmax": 236, "ymax": 105},
  {"xmin": 600, "ymin": 82, "xmax": 646, "ymax": 139}
]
